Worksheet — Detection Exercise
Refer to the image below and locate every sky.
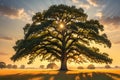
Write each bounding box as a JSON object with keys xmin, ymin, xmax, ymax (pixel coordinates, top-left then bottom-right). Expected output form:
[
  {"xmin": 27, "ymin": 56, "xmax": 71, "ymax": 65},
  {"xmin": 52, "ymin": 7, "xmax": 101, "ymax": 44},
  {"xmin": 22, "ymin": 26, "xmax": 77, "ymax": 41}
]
[{"xmin": 0, "ymin": 0, "xmax": 120, "ymax": 68}]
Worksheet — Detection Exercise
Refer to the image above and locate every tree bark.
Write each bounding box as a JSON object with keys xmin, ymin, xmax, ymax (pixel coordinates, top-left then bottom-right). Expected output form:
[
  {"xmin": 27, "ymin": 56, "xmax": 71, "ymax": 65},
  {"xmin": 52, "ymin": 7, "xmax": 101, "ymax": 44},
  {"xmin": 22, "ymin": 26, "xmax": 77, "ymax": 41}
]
[
  {"xmin": 60, "ymin": 55, "xmax": 68, "ymax": 71},
  {"xmin": 60, "ymin": 31, "xmax": 68, "ymax": 71}
]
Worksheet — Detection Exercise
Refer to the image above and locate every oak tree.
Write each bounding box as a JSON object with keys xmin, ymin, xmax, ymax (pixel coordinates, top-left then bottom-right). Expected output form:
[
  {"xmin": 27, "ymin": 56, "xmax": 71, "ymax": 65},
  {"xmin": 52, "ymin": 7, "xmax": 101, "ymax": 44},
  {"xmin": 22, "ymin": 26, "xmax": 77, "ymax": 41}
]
[{"xmin": 11, "ymin": 4, "xmax": 112, "ymax": 70}]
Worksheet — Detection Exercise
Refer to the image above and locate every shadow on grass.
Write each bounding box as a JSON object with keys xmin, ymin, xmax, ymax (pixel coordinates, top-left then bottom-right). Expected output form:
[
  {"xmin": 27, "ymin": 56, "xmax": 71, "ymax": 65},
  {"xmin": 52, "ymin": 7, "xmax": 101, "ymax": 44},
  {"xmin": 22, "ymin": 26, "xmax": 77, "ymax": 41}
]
[{"xmin": 0, "ymin": 71, "xmax": 120, "ymax": 80}]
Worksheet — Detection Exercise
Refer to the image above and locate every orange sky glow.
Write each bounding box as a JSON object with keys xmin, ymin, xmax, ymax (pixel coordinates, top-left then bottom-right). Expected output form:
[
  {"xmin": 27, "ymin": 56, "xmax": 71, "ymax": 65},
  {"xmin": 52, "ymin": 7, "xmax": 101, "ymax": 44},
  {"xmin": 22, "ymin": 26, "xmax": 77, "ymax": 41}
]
[{"xmin": 0, "ymin": 0, "xmax": 120, "ymax": 68}]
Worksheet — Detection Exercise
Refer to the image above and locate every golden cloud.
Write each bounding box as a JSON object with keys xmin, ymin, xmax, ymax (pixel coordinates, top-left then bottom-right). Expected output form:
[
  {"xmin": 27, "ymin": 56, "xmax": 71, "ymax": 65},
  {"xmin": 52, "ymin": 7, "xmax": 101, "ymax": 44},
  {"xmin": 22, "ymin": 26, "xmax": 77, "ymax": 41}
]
[
  {"xmin": 87, "ymin": 0, "xmax": 98, "ymax": 7},
  {"xmin": 0, "ymin": 36, "xmax": 13, "ymax": 41},
  {"xmin": 0, "ymin": 52, "xmax": 7, "ymax": 55},
  {"xmin": 0, "ymin": 5, "xmax": 31, "ymax": 23}
]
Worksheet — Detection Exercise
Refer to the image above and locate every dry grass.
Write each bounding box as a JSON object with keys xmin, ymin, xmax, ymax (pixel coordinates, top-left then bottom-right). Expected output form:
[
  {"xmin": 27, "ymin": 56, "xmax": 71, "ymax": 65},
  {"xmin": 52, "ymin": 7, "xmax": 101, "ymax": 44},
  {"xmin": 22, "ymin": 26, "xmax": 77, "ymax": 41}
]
[{"xmin": 0, "ymin": 69, "xmax": 120, "ymax": 80}]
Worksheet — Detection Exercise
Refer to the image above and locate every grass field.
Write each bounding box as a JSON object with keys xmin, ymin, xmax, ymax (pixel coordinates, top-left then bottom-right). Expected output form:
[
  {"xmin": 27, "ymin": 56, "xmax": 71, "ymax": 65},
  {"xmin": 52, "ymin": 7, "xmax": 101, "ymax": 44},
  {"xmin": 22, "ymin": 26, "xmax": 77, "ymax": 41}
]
[{"xmin": 0, "ymin": 69, "xmax": 120, "ymax": 80}]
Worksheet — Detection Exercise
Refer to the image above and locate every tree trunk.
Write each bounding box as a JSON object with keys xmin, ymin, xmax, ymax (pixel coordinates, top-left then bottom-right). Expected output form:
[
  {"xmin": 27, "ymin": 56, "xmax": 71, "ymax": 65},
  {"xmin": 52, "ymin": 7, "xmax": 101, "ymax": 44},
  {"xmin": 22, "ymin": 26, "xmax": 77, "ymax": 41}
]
[{"xmin": 60, "ymin": 55, "xmax": 68, "ymax": 71}]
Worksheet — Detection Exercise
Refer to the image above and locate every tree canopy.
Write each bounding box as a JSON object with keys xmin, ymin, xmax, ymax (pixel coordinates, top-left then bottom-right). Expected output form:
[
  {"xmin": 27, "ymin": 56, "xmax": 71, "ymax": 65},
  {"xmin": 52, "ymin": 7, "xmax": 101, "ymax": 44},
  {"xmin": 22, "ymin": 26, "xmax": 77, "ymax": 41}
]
[
  {"xmin": 11, "ymin": 4, "xmax": 112, "ymax": 70},
  {"xmin": 47, "ymin": 63, "xmax": 58, "ymax": 69},
  {"xmin": 0, "ymin": 62, "xmax": 6, "ymax": 69}
]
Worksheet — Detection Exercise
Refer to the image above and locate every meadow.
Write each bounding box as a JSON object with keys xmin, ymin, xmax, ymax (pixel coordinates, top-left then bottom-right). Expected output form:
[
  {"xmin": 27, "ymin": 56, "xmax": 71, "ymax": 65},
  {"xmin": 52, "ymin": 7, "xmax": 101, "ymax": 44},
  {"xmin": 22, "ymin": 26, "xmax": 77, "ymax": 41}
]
[{"xmin": 0, "ymin": 69, "xmax": 120, "ymax": 80}]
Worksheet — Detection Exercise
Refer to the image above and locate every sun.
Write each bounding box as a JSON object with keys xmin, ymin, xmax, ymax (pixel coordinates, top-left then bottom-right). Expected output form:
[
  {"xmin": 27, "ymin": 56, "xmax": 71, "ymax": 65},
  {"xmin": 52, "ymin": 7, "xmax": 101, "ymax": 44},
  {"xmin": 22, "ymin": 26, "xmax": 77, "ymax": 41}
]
[
  {"xmin": 59, "ymin": 23, "xmax": 64, "ymax": 28},
  {"xmin": 59, "ymin": 22, "xmax": 65, "ymax": 30}
]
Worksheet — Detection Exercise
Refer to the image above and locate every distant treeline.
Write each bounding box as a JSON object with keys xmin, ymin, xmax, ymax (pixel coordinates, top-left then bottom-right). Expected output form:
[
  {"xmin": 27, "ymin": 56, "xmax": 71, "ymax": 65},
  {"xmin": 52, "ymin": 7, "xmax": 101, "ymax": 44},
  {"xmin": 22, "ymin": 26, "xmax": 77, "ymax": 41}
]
[{"xmin": 0, "ymin": 62, "xmax": 120, "ymax": 69}]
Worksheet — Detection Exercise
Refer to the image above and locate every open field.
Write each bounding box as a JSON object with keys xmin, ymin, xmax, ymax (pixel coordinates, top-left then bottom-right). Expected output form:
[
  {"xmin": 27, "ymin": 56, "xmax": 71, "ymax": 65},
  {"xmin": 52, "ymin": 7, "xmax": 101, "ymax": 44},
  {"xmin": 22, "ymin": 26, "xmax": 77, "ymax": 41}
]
[{"xmin": 0, "ymin": 69, "xmax": 120, "ymax": 80}]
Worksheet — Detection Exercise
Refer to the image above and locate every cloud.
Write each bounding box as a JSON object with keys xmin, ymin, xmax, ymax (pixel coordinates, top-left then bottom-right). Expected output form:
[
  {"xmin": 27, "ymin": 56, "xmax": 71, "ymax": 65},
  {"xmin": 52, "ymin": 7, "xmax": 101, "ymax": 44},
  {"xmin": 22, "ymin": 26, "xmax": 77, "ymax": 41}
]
[
  {"xmin": 72, "ymin": 0, "xmax": 79, "ymax": 3},
  {"xmin": 71, "ymin": 0, "xmax": 91, "ymax": 9},
  {"xmin": 0, "ymin": 52, "xmax": 7, "ymax": 55},
  {"xmin": 114, "ymin": 41, "xmax": 120, "ymax": 44},
  {"xmin": 78, "ymin": 4, "xmax": 90, "ymax": 9},
  {"xmin": 0, "ymin": 36, "xmax": 13, "ymax": 41},
  {"xmin": 87, "ymin": 0, "xmax": 105, "ymax": 7},
  {"xmin": 0, "ymin": 5, "xmax": 31, "ymax": 23},
  {"xmin": 101, "ymin": 16, "xmax": 120, "ymax": 30},
  {"xmin": 100, "ymin": 16, "xmax": 120, "ymax": 43},
  {"xmin": 87, "ymin": 0, "xmax": 98, "ymax": 7},
  {"xmin": 102, "ymin": 16, "xmax": 120, "ymax": 26},
  {"xmin": 95, "ymin": 12, "xmax": 103, "ymax": 19}
]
